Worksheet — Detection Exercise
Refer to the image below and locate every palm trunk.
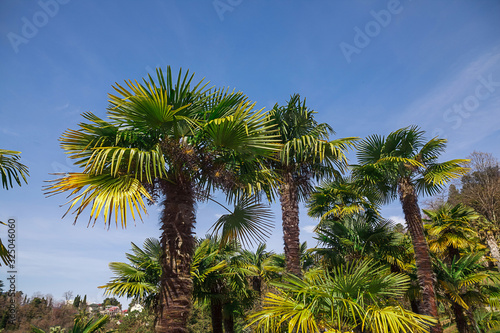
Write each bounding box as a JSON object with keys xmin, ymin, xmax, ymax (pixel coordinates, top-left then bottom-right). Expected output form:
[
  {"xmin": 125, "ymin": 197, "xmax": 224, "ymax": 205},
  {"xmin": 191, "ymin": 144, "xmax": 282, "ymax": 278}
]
[
  {"xmin": 156, "ymin": 179, "xmax": 196, "ymax": 333},
  {"xmin": 279, "ymin": 172, "xmax": 302, "ymax": 276},
  {"xmin": 252, "ymin": 276, "xmax": 262, "ymax": 296},
  {"xmin": 410, "ymin": 298, "xmax": 421, "ymax": 314},
  {"xmin": 452, "ymin": 302, "xmax": 469, "ymax": 333},
  {"xmin": 485, "ymin": 232, "xmax": 500, "ymax": 271},
  {"xmin": 210, "ymin": 299, "xmax": 223, "ymax": 333},
  {"xmin": 399, "ymin": 178, "xmax": 443, "ymax": 333},
  {"xmin": 223, "ymin": 312, "xmax": 235, "ymax": 333}
]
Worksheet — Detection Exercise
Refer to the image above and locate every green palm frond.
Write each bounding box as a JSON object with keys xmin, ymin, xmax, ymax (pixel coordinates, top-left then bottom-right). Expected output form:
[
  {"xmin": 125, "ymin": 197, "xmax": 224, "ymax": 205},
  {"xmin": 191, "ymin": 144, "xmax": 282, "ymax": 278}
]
[
  {"xmin": 423, "ymin": 159, "xmax": 469, "ymax": 186},
  {"xmin": 108, "ymin": 67, "xmax": 208, "ymax": 134},
  {"xmin": 363, "ymin": 305, "xmax": 436, "ymax": 333},
  {"xmin": 204, "ymin": 101, "xmax": 281, "ymax": 157},
  {"xmin": 209, "ymin": 197, "xmax": 274, "ymax": 247},
  {"xmin": 0, "ymin": 149, "xmax": 29, "ymax": 189},
  {"xmin": 45, "ymin": 173, "xmax": 152, "ymax": 227},
  {"xmin": 84, "ymin": 145, "xmax": 166, "ymax": 182}
]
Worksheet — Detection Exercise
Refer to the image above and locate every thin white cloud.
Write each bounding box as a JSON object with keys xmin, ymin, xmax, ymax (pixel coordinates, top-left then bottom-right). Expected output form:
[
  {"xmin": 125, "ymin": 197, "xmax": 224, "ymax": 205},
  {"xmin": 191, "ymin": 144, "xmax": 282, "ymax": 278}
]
[
  {"xmin": 400, "ymin": 49, "xmax": 500, "ymax": 126},
  {"xmin": 302, "ymin": 225, "xmax": 316, "ymax": 234},
  {"xmin": 1, "ymin": 128, "xmax": 19, "ymax": 136},
  {"xmin": 388, "ymin": 215, "xmax": 406, "ymax": 226}
]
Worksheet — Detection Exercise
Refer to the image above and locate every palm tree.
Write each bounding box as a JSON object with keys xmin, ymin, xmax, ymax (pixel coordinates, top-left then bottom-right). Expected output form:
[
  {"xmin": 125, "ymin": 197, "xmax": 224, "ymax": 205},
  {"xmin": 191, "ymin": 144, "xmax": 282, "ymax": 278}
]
[
  {"xmin": 247, "ymin": 259, "xmax": 436, "ymax": 333},
  {"xmin": 46, "ymin": 67, "xmax": 279, "ymax": 333},
  {"xmin": 423, "ymin": 203, "xmax": 480, "ymax": 263},
  {"xmin": 192, "ymin": 236, "xmax": 255, "ymax": 333},
  {"xmin": 313, "ymin": 213, "xmax": 411, "ymax": 272},
  {"xmin": 433, "ymin": 252, "xmax": 500, "ymax": 333},
  {"xmin": 0, "ymin": 149, "xmax": 29, "ymax": 266},
  {"xmin": 353, "ymin": 126, "xmax": 468, "ymax": 332},
  {"xmin": 267, "ymin": 94, "xmax": 357, "ymax": 275},
  {"xmin": 239, "ymin": 243, "xmax": 274, "ymax": 296},
  {"xmin": 307, "ymin": 175, "xmax": 380, "ymax": 223},
  {"xmin": 99, "ymin": 238, "xmax": 161, "ymax": 310}
]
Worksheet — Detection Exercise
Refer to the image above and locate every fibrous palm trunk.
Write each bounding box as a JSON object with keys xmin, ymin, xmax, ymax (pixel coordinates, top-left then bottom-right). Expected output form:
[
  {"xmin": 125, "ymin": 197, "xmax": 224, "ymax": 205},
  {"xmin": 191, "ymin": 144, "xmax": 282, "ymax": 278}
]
[
  {"xmin": 210, "ymin": 299, "xmax": 223, "ymax": 333},
  {"xmin": 223, "ymin": 312, "xmax": 235, "ymax": 333},
  {"xmin": 485, "ymin": 232, "xmax": 500, "ymax": 271},
  {"xmin": 279, "ymin": 172, "xmax": 302, "ymax": 276},
  {"xmin": 156, "ymin": 179, "xmax": 196, "ymax": 333},
  {"xmin": 452, "ymin": 302, "xmax": 470, "ymax": 333},
  {"xmin": 399, "ymin": 178, "xmax": 443, "ymax": 333}
]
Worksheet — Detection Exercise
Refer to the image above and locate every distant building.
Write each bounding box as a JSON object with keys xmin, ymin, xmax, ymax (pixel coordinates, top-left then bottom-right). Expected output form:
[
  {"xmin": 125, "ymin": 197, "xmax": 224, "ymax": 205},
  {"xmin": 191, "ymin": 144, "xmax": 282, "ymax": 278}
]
[{"xmin": 130, "ymin": 303, "xmax": 144, "ymax": 312}]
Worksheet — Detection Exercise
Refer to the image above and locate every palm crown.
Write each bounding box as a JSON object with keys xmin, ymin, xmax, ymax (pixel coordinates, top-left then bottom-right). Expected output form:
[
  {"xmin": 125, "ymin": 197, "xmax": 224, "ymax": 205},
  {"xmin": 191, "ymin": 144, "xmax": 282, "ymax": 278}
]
[
  {"xmin": 46, "ymin": 67, "xmax": 281, "ymax": 333},
  {"xmin": 353, "ymin": 125, "xmax": 468, "ymax": 202}
]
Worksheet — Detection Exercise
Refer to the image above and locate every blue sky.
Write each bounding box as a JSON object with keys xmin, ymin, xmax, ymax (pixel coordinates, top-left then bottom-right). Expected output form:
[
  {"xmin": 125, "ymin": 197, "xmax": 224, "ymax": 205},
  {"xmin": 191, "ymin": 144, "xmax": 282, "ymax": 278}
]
[{"xmin": 1, "ymin": 0, "xmax": 499, "ymax": 307}]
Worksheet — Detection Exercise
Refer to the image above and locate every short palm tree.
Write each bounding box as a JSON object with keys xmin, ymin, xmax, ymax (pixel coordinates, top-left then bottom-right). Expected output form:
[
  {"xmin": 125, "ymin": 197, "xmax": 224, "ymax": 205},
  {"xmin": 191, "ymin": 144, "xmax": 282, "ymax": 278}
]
[
  {"xmin": 314, "ymin": 213, "xmax": 410, "ymax": 272},
  {"xmin": 353, "ymin": 126, "xmax": 468, "ymax": 332},
  {"xmin": 239, "ymin": 243, "xmax": 275, "ymax": 296},
  {"xmin": 247, "ymin": 259, "xmax": 436, "ymax": 333},
  {"xmin": 267, "ymin": 94, "xmax": 357, "ymax": 275},
  {"xmin": 192, "ymin": 236, "xmax": 255, "ymax": 333},
  {"xmin": 99, "ymin": 238, "xmax": 161, "ymax": 310},
  {"xmin": 46, "ymin": 67, "xmax": 279, "ymax": 333},
  {"xmin": 423, "ymin": 203, "xmax": 480, "ymax": 263},
  {"xmin": 434, "ymin": 252, "xmax": 500, "ymax": 333},
  {"xmin": 0, "ymin": 149, "xmax": 29, "ymax": 266},
  {"xmin": 307, "ymin": 175, "xmax": 380, "ymax": 223}
]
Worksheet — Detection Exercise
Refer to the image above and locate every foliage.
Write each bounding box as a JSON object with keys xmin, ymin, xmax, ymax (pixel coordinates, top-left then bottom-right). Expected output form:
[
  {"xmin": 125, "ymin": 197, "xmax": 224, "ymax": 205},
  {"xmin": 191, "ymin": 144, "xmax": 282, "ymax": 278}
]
[
  {"xmin": 0, "ymin": 149, "xmax": 28, "ymax": 190},
  {"xmin": 247, "ymin": 259, "xmax": 435, "ymax": 333},
  {"xmin": 313, "ymin": 213, "xmax": 411, "ymax": 271},
  {"xmin": 423, "ymin": 203, "xmax": 481, "ymax": 261},
  {"xmin": 0, "ymin": 149, "xmax": 29, "ymax": 266},
  {"xmin": 99, "ymin": 238, "xmax": 160, "ymax": 310}
]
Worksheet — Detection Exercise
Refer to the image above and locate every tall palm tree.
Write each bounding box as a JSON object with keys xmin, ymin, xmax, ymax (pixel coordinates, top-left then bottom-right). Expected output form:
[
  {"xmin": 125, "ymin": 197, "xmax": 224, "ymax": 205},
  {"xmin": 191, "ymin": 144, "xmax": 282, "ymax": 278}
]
[
  {"xmin": 423, "ymin": 203, "xmax": 480, "ymax": 263},
  {"xmin": 353, "ymin": 126, "xmax": 468, "ymax": 333},
  {"xmin": 267, "ymin": 94, "xmax": 357, "ymax": 275},
  {"xmin": 247, "ymin": 259, "xmax": 436, "ymax": 333},
  {"xmin": 46, "ymin": 67, "xmax": 279, "ymax": 333},
  {"xmin": 0, "ymin": 149, "xmax": 29, "ymax": 266}
]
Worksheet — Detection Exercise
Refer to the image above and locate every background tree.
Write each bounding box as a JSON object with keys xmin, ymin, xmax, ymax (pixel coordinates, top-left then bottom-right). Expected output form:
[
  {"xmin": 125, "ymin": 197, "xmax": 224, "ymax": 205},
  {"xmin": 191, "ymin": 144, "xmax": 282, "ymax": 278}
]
[
  {"xmin": 267, "ymin": 94, "xmax": 356, "ymax": 276},
  {"xmin": 63, "ymin": 291, "xmax": 73, "ymax": 303},
  {"xmin": 46, "ymin": 67, "xmax": 279, "ymax": 333},
  {"xmin": 353, "ymin": 126, "xmax": 468, "ymax": 333},
  {"xmin": 448, "ymin": 151, "xmax": 500, "ymax": 270}
]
